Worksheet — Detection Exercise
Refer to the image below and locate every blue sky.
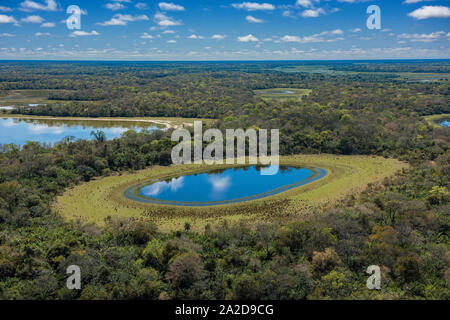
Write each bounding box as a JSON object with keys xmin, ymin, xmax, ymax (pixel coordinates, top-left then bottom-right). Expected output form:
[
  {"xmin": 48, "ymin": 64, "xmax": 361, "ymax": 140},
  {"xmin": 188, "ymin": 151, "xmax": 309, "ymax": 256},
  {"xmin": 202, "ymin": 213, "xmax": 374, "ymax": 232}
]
[{"xmin": 0, "ymin": 0, "xmax": 449, "ymax": 60}]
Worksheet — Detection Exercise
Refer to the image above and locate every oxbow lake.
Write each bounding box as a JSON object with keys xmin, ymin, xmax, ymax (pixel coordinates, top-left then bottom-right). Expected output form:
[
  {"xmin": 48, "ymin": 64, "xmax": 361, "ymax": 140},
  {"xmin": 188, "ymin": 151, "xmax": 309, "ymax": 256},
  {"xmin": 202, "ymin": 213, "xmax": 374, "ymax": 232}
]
[
  {"xmin": 0, "ymin": 117, "xmax": 162, "ymax": 146},
  {"xmin": 125, "ymin": 165, "xmax": 327, "ymax": 206}
]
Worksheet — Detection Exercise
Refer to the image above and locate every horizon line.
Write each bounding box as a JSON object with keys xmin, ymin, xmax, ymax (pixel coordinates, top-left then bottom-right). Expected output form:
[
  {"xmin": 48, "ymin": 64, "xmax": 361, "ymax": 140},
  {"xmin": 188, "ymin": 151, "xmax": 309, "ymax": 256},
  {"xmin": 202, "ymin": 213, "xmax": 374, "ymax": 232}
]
[{"xmin": 0, "ymin": 58, "xmax": 449, "ymax": 63}]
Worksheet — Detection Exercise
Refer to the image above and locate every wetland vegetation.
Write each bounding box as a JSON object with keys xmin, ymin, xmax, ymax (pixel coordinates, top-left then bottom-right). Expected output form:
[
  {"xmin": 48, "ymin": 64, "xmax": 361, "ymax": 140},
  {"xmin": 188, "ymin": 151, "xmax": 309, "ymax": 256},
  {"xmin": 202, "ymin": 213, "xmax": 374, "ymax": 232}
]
[
  {"xmin": 0, "ymin": 61, "xmax": 448, "ymax": 300},
  {"xmin": 55, "ymin": 155, "xmax": 407, "ymax": 231}
]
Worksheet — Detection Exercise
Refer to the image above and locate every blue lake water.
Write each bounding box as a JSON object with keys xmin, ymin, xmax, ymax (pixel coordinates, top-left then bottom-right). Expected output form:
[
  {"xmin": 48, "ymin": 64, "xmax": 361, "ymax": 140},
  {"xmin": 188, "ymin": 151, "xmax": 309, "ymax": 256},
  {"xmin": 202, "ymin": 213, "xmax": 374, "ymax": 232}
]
[
  {"xmin": 441, "ymin": 121, "xmax": 450, "ymax": 127},
  {"xmin": 0, "ymin": 117, "xmax": 160, "ymax": 146},
  {"xmin": 126, "ymin": 165, "xmax": 327, "ymax": 206}
]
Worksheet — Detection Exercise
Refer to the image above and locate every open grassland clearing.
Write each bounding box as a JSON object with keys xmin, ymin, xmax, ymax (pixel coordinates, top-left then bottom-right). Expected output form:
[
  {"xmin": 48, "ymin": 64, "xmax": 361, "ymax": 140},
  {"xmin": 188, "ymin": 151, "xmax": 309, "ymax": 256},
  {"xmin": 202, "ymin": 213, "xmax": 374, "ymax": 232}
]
[
  {"xmin": 253, "ymin": 88, "xmax": 312, "ymax": 102},
  {"xmin": 54, "ymin": 155, "xmax": 408, "ymax": 232},
  {"xmin": 0, "ymin": 89, "xmax": 84, "ymax": 107}
]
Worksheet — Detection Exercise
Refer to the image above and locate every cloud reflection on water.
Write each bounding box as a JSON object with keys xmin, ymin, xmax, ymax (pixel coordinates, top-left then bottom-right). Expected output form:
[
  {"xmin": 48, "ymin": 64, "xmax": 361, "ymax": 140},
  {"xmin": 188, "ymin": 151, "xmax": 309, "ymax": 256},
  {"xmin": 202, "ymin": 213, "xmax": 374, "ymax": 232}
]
[
  {"xmin": 2, "ymin": 119, "xmax": 19, "ymax": 127},
  {"xmin": 260, "ymin": 165, "xmax": 280, "ymax": 176},
  {"xmin": 208, "ymin": 175, "xmax": 231, "ymax": 193},
  {"xmin": 27, "ymin": 124, "xmax": 65, "ymax": 135},
  {"xmin": 141, "ymin": 177, "xmax": 185, "ymax": 197}
]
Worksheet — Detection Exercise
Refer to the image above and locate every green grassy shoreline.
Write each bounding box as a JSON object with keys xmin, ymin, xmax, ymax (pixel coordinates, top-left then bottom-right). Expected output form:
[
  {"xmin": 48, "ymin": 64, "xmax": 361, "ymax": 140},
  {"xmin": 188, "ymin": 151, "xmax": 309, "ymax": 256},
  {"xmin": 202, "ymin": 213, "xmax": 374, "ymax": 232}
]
[
  {"xmin": 424, "ymin": 114, "xmax": 450, "ymax": 128},
  {"xmin": 0, "ymin": 114, "xmax": 217, "ymax": 131}
]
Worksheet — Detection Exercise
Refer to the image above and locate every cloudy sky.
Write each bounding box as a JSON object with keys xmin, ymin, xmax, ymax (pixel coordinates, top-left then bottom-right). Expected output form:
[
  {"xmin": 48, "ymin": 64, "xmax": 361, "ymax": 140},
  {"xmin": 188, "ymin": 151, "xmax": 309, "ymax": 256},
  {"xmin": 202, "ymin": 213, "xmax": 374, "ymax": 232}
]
[{"xmin": 0, "ymin": 0, "xmax": 449, "ymax": 60}]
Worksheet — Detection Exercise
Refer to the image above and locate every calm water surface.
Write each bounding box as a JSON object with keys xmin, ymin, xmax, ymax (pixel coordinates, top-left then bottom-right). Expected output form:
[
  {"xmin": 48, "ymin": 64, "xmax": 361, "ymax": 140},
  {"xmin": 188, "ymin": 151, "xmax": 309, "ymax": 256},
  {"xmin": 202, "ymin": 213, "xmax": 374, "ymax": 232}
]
[
  {"xmin": 441, "ymin": 121, "xmax": 450, "ymax": 127},
  {"xmin": 0, "ymin": 117, "xmax": 160, "ymax": 146},
  {"xmin": 128, "ymin": 165, "xmax": 327, "ymax": 206}
]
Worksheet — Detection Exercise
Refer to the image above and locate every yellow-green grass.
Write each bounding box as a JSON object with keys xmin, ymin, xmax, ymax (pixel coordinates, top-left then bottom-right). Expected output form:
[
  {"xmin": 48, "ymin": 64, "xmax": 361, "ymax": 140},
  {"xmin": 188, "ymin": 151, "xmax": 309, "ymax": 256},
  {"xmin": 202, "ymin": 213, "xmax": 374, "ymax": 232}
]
[
  {"xmin": 253, "ymin": 88, "xmax": 312, "ymax": 101},
  {"xmin": 2, "ymin": 114, "xmax": 216, "ymax": 129},
  {"xmin": 424, "ymin": 114, "xmax": 450, "ymax": 128},
  {"xmin": 0, "ymin": 89, "xmax": 89, "ymax": 107},
  {"xmin": 54, "ymin": 155, "xmax": 408, "ymax": 232}
]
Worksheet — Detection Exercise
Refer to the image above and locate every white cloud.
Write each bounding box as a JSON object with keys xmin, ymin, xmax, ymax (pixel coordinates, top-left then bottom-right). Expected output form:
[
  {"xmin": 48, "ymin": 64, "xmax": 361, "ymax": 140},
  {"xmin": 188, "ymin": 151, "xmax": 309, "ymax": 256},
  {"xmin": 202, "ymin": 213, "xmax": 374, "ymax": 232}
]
[
  {"xmin": 70, "ymin": 30, "xmax": 100, "ymax": 37},
  {"xmin": 135, "ymin": 2, "xmax": 148, "ymax": 10},
  {"xmin": 246, "ymin": 15, "xmax": 264, "ymax": 23},
  {"xmin": 35, "ymin": 32, "xmax": 50, "ymax": 36},
  {"xmin": 20, "ymin": 0, "xmax": 58, "ymax": 12},
  {"xmin": 140, "ymin": 32, "xmax": 153, "ymax": 39},
  {"xmin": 408, "ymin": 6, "xmax": 450, "ymax": 19},
  {"xmin": 167, "ymin": 39, "xmax": 177, "ymax": 43},
  {"xmin": 232, "ymin": 2, "xmax": 275, "ymax": 11},
  {"xmin": 98, "ymin": 14, "xmax": 149, "ymax": 26},
  {"xmin": 0, "ymin": 15, "xmax": 18, "ymax": 25},
  {"xmin": 2, "ymin": 44, "xmax": 450, "ymax": 60},
  {"xmin": 337, "ymin": 0, "xmax": 369, "ymax": 2},
  {"xmin": 296, "ymin": 0, "xmax": 314, "ymax": 8},
  {"xmin": 154, "ymin": 12, "xmax": 182, "ymax": 26},
  {"xmin": 0, "ymin": 33, "xmax": 14, "ymax": 37},
  {"xmin": 211, "ymin": 34, "xmax": 226, "ymax": 40},
  {"xmin": 398, "ymin": 31, "xmax": 446, "ymax": 42},
  {"xmin": 351, "ymin": 28, "xmax": 362, "ymax": 33},
  {"xmin": 330, "ymin": 29, "xmax": 344, "ymax": 35},
  {"xmin": 281, "ymin": 30, "xmax": 345, "ymax": 43},
  {"xmin": 188, "ymin": 34, "xmax": 204, "ymax": 39},
  {"xmin": 41, "ymin": 22, "xmax": 55, "ymax": 27},
  {"xmin": 158, "ymin": 2, "xmax": 185, "ymax": 11},
  {"xmin": 282, "ymin": 10, "xmax": 295, "ymax": 18},
  {"xmin": 238, "ymin": 34, "xmax": 259, "ymax": 42},
  {"xmin": 21, "ymin": 15, "xmax": 44, "ymax": 23},
  {"xmin": 403, "ymin": 0, "xmax": 434, "ymax": 4},
  {"xmin": 0, "ymin": 6, "xmax": 13, "ymax": 12},
  {"xmin": 280, "ymin": 35, "xmax": 303, "ymax": 42},
  {"xmin": 301, "ymin": 8, "xmax": 325, "ymax": 18},
  {"xmin": 105, "ymin": 3, "xmax": 126, "ymax": 11}
]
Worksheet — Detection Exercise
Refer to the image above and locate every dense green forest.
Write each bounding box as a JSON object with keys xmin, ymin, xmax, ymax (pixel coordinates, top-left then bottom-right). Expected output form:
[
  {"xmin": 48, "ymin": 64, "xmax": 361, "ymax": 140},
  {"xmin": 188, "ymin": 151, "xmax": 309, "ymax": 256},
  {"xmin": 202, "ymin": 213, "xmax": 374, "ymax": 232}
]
[{"xmin": 0, "ymin": 61, "xmax": 449, "ymax": 299}]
